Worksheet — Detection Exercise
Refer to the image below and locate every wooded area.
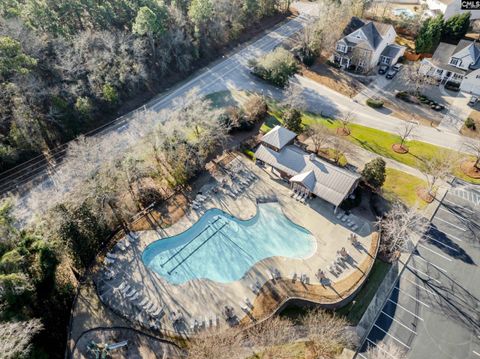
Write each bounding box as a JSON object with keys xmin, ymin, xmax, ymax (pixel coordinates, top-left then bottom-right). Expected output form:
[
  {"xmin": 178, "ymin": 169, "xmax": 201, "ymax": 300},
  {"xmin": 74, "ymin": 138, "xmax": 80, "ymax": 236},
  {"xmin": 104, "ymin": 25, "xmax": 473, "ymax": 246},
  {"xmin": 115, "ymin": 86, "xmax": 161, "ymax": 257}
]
[
  {"xmin": 0, "ymin": 0, "xmax": 290, "ymax": 174},
  {"xmin": 0, "ymin": 1, "xmax": 288, "ymax": 357}
]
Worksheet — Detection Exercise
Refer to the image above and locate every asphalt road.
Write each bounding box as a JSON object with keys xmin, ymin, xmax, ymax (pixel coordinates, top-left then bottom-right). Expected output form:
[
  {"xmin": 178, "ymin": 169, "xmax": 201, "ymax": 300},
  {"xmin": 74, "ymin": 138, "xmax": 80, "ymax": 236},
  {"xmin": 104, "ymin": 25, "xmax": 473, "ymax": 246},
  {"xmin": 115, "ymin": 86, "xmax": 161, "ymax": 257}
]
[{"xmin": 357, "ymin": 185, "xmax": 480, "ymax": 358}]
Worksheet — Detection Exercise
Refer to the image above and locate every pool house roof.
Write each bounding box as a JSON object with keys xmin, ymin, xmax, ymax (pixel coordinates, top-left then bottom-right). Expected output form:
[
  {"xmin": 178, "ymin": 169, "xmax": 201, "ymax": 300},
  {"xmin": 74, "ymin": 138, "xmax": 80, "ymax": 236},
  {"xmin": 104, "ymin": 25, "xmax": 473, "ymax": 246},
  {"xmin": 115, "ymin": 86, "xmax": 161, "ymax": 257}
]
[
  {"xmin": 260, "ymin": 125, "xmax": 297, "ymax": 150},
  {"xmin": 254, "ymin": 144, "xmax": 361, "ymax": 207}
]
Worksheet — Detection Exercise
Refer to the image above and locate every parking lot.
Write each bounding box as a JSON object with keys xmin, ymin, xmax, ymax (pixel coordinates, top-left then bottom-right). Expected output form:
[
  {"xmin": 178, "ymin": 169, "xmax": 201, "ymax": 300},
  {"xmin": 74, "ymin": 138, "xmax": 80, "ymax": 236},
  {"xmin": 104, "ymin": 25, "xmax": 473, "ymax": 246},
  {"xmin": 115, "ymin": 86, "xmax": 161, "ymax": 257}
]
[{"xmin": 357, "ymin": 185, "xmax": 480, "ymax": 358}]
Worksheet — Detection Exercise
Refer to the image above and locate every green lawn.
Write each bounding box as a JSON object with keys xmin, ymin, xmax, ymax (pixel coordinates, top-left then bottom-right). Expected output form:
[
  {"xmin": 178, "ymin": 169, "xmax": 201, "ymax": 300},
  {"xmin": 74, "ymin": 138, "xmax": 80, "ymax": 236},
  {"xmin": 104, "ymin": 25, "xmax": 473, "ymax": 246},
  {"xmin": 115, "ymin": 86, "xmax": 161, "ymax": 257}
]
[
  {"xmin": 299, "ymin": 112, "xmax": 480, "ymax": 185},
  {"xmin": 382, "ymin": 168, "xmax": 428, "ymax": 209},
  {"xmin": 336, "ymin": 259, "xmax": 391, "ymax": 325}
]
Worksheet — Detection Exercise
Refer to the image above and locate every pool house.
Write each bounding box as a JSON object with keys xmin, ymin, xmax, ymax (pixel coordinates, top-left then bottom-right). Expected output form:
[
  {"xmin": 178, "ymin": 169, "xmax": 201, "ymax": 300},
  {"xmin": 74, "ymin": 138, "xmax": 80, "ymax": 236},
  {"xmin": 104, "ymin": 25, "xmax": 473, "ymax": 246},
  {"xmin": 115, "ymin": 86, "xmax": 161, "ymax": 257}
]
[{"xmin": 254, "ymin": 126, "xmax": 361, "ymax": 212}]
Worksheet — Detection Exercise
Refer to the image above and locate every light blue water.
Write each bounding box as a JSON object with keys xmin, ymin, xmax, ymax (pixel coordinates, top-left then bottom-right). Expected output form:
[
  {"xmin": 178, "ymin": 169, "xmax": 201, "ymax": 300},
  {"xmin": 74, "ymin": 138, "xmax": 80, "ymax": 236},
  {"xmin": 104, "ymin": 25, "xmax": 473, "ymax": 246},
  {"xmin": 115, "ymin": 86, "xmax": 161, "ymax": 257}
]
[
  {"xmin": 142, "ymin": 203, "xmax": 315, "ymax": 285},
  {"xmin": 393, "ymin": 8, "xmax": 415, "ymax": 17}
]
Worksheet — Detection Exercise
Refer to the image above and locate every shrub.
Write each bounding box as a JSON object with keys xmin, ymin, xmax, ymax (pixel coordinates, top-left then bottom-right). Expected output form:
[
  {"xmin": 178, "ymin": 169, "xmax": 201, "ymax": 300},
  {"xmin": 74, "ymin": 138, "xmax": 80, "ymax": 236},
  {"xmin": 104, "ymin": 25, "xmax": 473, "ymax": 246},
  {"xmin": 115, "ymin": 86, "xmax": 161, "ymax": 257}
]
[
  {"xmin": 366, "ymin": 98, "xmax": 384, "ymax": 108},
  {"xmin": 249, "ymin": 47, "xmax": 298, "ymax": 88},
  {"xmin": 243, "ymin": 149, "xmax": 255, "ymax": 161},
  {"xmin": 326, "ymin": 60, "xmax": 341, "ymax": 68},
  {"xmin": 362, "ymin": 158, "xmax": 387, "ymax": 190},
  {"xmin": 102, "ymin": 83, "xmax": 118, "ymax": 103},
  {"xmin": 282, "ymin": 108, "xmax": 302, "ymax": 133},
  {"xmin": 465, "ymin": 117, "xmax": 476, "ymax": 130}
]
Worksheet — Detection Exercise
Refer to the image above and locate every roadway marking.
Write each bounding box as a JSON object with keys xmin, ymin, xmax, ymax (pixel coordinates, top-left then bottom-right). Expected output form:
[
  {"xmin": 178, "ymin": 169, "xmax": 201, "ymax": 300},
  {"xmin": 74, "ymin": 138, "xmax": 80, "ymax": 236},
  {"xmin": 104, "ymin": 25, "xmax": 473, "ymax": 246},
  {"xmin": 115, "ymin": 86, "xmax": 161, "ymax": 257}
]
[
  {"xmin": 406, "ymin": 265, "xmax": 442, "ymax": 284},
  {"xmin": 438, "ymin": 206, "xmax": 468, "ymax": 221},
  {"xmin": 473, "ymin": 350, "xmax": 480, "ymax": 357},
  {"xmin": 429, "ymin": 227, "xmax": 464, "ymax": 243},
  {"xmin": 373, "ymin": 324, "xmax": 411, "ymax": 349},
  {"xmin": 395, "ymin": 286, "xmax": 431, "ymax": 308},
  {"xmin": 387, "ymin": 299, "xmax": 424, "ymax": 321},
  {"xmin": 418, "ymin": 243, "xmax": 453, "ymax": 261},
  {"xmin": 365, "ymin": 338, "xmax": 400, "ymax": 359},
  {"xmin": 405, "ymin": 277, "xmax": 436, "ymax": 296},
  {"xmin": 443, "ymin": 199, "xmax": 473, "ymax": 212},
  {"xmin": 433, "ymin": 217, "xmax": 467, "ymax": 232},
  {"xmin": 380, "ymin": 310, "xmax": 418, "ymax": 334},
  {"xmin": 423, "ymin": 235, "xmax": 459, "ymax": 253},
  {"xmin": 413, "ymin": 255, "xmax": 448, "ymax": 273}
]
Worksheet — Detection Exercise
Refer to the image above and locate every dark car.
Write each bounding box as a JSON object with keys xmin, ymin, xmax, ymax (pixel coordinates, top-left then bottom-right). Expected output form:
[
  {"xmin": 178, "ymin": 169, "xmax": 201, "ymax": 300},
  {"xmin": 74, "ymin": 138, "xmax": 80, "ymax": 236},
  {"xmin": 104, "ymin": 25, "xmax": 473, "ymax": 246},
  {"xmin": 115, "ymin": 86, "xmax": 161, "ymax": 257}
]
[
  {"xmin": 386, "ymin": 63, "xmax": 403, "ymax": 79},
  {"xmin": 378, "ymin": 64, "xmax": 389, "ymax": 74},
  {"xmin": 386, "ymin": 68, "xmax": 397, "ymax": 79}
]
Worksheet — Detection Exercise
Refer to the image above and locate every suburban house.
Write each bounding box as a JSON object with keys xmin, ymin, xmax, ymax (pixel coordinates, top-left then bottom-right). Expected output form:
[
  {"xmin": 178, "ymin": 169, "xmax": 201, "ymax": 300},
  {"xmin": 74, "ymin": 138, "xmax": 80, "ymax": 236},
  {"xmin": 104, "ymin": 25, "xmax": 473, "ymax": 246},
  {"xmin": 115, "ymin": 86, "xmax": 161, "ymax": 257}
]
[
  {"xmin": 420, "ymin": 39, "xmax": 480, "ymax": 95},
  {"xmin": 254, "ymin": 126, "xmax": 361, "ymax": 211},
  {"xmin": 424, "ymin": 0, "xmax": 479, "ymax": 20},
  {"xmin": 332, "ymin": 17, "xmax": 406, "ymax": 73}
]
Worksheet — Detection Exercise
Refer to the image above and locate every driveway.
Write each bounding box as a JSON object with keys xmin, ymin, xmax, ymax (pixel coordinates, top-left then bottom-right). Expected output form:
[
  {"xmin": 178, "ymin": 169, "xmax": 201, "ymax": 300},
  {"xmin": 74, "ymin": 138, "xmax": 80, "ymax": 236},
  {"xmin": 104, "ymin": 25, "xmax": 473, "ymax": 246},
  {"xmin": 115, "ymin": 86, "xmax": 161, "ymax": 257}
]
[{"xmin": 356, "ymin": 185, "xmax": 480, "ymax": 359}]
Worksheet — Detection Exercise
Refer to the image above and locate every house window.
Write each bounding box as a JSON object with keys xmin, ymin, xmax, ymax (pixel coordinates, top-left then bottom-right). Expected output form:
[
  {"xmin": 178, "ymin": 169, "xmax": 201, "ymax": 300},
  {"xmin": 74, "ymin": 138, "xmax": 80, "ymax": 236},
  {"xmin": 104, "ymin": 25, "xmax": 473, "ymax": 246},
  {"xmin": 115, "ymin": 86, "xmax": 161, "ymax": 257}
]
[
  {"xmin": 336, "ymin": 44, "xmax": 346, "ymax": 53},
  {"xmin": 435, "ymin": 68, "xmax": 443, "ymax": 75},
  {"xmin": 449, "ymin": 57, "xmax": 461, "ymax": 66}
]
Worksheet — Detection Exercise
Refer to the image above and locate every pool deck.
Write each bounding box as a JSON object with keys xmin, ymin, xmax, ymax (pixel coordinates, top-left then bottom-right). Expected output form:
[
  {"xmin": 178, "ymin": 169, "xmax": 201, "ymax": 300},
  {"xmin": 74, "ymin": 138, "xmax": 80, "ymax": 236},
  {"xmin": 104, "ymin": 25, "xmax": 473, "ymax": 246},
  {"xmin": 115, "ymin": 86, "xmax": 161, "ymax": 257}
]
[{"xmin": 94, "ymin": 154, "xmax": 378, "ymax": 335}]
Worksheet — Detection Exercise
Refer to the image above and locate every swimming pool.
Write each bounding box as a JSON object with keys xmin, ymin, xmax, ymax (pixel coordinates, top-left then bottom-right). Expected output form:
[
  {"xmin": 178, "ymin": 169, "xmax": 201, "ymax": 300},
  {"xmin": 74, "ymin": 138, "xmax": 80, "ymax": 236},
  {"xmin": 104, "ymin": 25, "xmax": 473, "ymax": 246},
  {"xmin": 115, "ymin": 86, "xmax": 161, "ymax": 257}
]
[
  {"xmin": 142, "ymin": 203, "xmax": 316, "ymax": 285},
  {"xmin": 393, "ymin": 8, "xmax": 415, "ymax": 18}
]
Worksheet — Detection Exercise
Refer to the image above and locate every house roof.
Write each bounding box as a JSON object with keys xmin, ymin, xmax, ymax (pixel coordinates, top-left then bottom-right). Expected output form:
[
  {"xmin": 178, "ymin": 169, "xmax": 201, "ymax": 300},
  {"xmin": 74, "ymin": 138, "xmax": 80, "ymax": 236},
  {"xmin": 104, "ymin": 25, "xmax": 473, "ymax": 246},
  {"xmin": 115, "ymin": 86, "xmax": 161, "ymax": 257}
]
[
  {"xmin": 254, "ymin": 144, "xmax": 361, "ymax": 206},
  {"xmin": 453, "ymin": 40, "xmax": 480, "ymax": 69},
  {"xmin": 341, "ymin": 17, "xmax": 393, "ymax": 50},
  {"xmin": 381, "ymin": 44, "xmax": 405, "ymax": 59},
  {"xmin": 260, "ymin": 125, "xmax": 297, "ymax": 150},
  {"xmin": 290, "ymin": 170, "xmax": 316, "ymax": 191},
  {"xmin": 430, "ymin": 41, "xmax": 480, "ymax": 74}
]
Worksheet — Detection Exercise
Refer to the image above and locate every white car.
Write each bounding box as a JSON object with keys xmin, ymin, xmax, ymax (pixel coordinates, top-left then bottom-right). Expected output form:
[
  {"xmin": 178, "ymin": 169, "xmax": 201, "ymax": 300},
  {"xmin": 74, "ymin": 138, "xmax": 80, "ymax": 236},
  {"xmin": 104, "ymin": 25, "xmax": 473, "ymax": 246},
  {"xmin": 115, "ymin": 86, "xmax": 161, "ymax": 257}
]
[{"xmin": 468, "ymin": 95, "xmax": 478, "ymax": 107}]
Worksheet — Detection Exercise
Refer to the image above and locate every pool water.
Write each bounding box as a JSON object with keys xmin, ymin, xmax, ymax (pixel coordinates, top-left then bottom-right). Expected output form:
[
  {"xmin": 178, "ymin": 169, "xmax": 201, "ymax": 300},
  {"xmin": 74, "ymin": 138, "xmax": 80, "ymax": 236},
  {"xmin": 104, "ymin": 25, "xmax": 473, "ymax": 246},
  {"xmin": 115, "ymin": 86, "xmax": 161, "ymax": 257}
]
[
  {"xmin": 393, "ymin": 8, "xmax": 415, "ymax": 18},
  {"xmin": 142, "ymin": 203, "xmax": 316, "ymax": 285}
]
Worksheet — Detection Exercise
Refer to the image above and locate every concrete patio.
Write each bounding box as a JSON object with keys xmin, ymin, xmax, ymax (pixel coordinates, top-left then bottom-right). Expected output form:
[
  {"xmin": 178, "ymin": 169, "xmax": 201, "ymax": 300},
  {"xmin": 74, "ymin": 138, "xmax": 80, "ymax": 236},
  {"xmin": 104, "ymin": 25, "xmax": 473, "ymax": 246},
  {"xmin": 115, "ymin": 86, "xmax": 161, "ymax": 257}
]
[{"xmin": 93, "ymin": 154, "xmax": 377, "ymax": 336}]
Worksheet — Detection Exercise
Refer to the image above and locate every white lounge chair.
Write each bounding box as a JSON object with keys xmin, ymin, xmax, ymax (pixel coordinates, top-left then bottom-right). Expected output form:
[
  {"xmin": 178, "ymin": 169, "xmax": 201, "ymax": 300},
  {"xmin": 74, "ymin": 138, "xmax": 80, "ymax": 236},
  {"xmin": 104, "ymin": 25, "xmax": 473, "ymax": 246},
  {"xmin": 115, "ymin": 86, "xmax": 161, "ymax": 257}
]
[
  {"xmin": 245, "ymin": 298, "xmax": 253, "ymax": 308},
  {"xmin": 129, "ymin": 292, "xmax": 140, "ymax": 301},
  {"xmin": 106, "ymin": 252, "xmax": 118, "ymax": 259},
  {"xmin": 249, "ymin": 283, "xmax": 259, "ymax": 294},
  {"xmin": 291, "ymin": 272, "xmax": 297, "ymax": 281},
  {"xmin": 116, "ymin": 282, "xmax": 126, "ymax": 291},
  {"xmin": 336, "ymin": 212, "xmax": 344, "ymax": 219},
  {"xmin": 138, "ymin": 297, "xmax": 148, "ymax": 306},
  {"xmin": 352, "ymin": 224, "xmax": 359, "ymax": 231},
  {"xmin": 341, "ymin": 215, "xmax": 348, "ymax": 222},
  {"xmin": 126, "ymin": 288, "xmax": 136, "ymax": 298},
  {"xmin": 121, "ymin": 285, "xmax": 131, "ymax": 295}
]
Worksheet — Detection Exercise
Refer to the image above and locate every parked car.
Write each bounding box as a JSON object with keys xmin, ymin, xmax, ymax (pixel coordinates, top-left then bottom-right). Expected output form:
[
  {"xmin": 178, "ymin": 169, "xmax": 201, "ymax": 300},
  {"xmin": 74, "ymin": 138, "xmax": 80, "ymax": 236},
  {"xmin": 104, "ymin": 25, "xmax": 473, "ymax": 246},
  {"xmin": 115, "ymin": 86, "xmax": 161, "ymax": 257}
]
[
  {"xmin": 468, "ymin": 95, "xmax": 479, "ymax": 107},
  {"xmin": 392, "ymin": 63, "xmax": 403, "ymax": 72},
  {"xmin": 386, "ymin": 63, "xmax": 403, "ymax": 79},
  {"xmin": 378, "ymin": 64, "xmax": 389, "ymax": 74},
  {"xmin": 386, "ymin": 69, "xmax": 397, "ymax": 79}
]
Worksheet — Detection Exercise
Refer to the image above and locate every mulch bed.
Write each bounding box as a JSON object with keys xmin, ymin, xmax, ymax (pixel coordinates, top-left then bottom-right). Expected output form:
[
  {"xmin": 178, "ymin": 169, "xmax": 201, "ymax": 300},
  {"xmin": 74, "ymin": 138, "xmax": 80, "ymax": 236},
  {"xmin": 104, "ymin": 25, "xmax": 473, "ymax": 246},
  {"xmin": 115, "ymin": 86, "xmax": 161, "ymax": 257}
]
[
  {"xmin": 391, "ymin": 144, "xmax": 409, "ymax": 154},
  {"xmin": 336, "ymin": 127, "xmax": 350, "ymax": 136},
  {"xmin": 460, "ymin": 160, "xmax": 480, "ymax": 179},
  {"xmin": 416, "ymin": 187, "xmax": 435, "ymax": 203}
]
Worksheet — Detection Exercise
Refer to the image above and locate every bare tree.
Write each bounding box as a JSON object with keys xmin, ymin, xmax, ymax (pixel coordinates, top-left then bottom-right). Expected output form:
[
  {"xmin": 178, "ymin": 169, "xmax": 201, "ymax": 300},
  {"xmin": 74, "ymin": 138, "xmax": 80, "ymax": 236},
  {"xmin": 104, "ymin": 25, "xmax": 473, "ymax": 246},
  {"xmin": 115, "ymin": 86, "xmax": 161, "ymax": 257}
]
[
  {"xmin": 418, "ymin": 151, "xmax": 458, "ymax": 196},
  {"xmin": 186, "ymin": 328, "xmax": 243, "ymax": 359},
  {"xmin": 377, "ymin": 202, "xmax": 429, "ymax": 261},
  {"xmin": 404, "ymin": 61, "xmax": 438, "ymax": 94},
  {"xmin": 464, "ymin": 140, "xmax": 480, "ymax": 170},
  {"xmin": 365, "ymin": 340, "xmax": 407, "ymax": 359},
  {"xmin": 302, "ymin": 309, "xmax": 354, "ymax": 358},
  {"xmin": 395, "ymin": 121, "xmax": 417, "ymax": 153},
  {"xmin": 330, "ymin": 135, "xmax": 353, "ymax": 165},
  {"xmin": 281, "ymin": 83, "xmax": 306, "ymax": 111},
  {"xmin": 339, "ymin": 111, "xmax": 353, "ymax": 135},
  {"xmin": 0, "ymin": 319, "xmax": 43, "ymax": 359},
  {"xmin": 305, "ymin": 123, "xmax": 332, "ymax": 153}
]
